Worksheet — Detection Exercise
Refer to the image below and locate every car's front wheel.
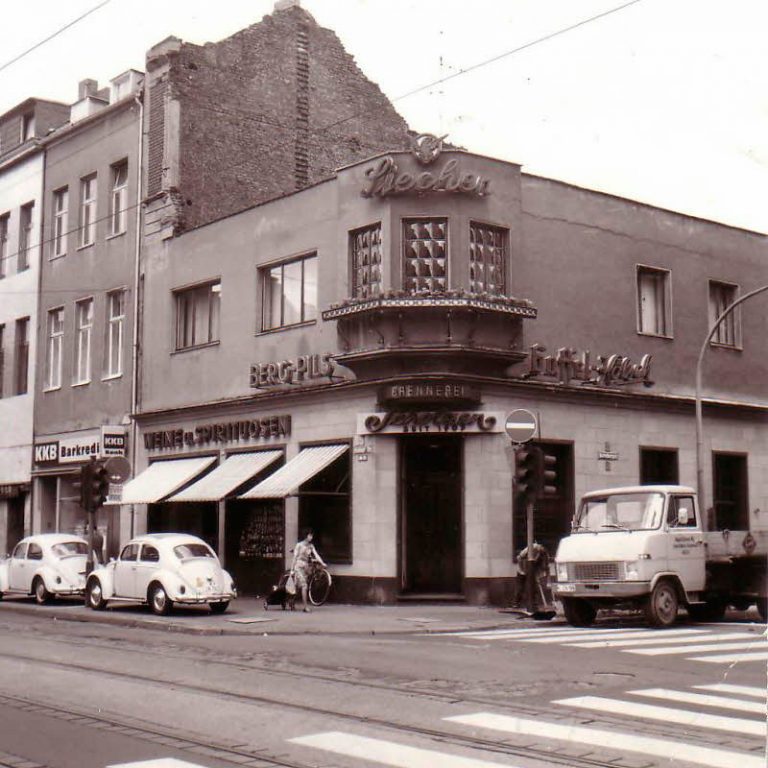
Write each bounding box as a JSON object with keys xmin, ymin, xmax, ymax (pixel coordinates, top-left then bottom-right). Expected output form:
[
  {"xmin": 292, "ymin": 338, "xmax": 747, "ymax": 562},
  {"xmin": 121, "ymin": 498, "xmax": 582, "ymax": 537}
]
[
  {"xmin": 209, "ymin": 601, "xmax": 229, "ymax": 614},
  {"xmin": 33, "ymin": 577, "xmax": 52, "ymax": 605},
  {"xmin": 149, "ymin": 583, "xmax": 172, "ymax": 616},
  {"xmin": 87, "ymin": 578, "xmax": 107, "ymax": 610}
]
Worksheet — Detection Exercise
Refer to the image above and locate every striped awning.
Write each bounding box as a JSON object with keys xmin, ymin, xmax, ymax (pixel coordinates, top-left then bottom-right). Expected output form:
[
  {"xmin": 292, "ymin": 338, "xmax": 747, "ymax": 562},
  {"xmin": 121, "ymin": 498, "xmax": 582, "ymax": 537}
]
[
  {"xmin": 118, "ymin": 456, "xmax": 217, "ymax": 505},
  {"xmin": 239, "ymin": 444, "xmax": 348, "ymax": 499},
  {"xmin": 168, "ymin": 451, "xmax": 282, "ymax": 502}
]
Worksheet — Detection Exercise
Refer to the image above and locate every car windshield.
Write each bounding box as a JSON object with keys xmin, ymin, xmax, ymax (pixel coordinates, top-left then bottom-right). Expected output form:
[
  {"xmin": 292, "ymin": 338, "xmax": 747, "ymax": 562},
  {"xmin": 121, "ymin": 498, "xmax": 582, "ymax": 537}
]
[
  {"xmin": 173, "ymin": 543, "xmax": 215, "ymax": 561},
  {"xmin": 574, "ymin": 492, "xmax": 665, "ymax": 532},
  {"xmin": 51, "ymin": 541, "xmax": 88, "ymax": 558}
]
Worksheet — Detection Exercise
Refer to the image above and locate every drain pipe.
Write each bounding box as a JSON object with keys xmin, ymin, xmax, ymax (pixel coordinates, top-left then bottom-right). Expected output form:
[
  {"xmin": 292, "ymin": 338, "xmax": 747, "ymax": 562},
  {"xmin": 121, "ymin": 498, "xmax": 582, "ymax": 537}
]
[{"xmin": 129, "ymin": 88, "xmax": 145, "ymax": 540}]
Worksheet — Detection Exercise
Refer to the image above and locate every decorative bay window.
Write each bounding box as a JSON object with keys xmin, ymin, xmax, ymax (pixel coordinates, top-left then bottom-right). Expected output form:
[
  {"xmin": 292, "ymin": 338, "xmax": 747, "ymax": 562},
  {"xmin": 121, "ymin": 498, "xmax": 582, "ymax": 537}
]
[
  {"xmin": 403, "ymin": 218, "xmax": 446, "ymax": 293},
  {"xmin": 350, "ymin": 223, "xmax": 382, "ymax": 299},
  {"xmin": 469, "ymin": 222, "xmax": 506, "ymax": 295}
]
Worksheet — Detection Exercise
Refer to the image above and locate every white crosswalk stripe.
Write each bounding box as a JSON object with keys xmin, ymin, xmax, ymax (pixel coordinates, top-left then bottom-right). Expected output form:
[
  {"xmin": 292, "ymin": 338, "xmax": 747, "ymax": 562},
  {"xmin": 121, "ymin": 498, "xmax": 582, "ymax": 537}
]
[
  {"xmin": 628, "ymin": 639, "xmax": 764, "ymax": 655},
  {"xmin": 289, "ymin": 731, "xmax": 514, "ymax": 768},
  {"xmin": 629, "ymin": 687, "xmax": 765, "ymax": 714},
  {"xmin": 433, "ymin": 624, "xmax": 766, "ymax": 664},
  {"xmin": 553, "ymin": 694, "xmax": 765, "ymax": 736},
  {"xmin": 445, "ymin": 712, "xmax": 764, "ymax": 768},
  {"xmin": 695, "ymin": 683, "xmax": 765, "ymax": 698},
  {"xmin": 572, "ymin": 631, "xmax": 755, "ymax": 648},
  {"xmin": 690, "ymin": 649, "xmax": 768, "ymax": 663}
]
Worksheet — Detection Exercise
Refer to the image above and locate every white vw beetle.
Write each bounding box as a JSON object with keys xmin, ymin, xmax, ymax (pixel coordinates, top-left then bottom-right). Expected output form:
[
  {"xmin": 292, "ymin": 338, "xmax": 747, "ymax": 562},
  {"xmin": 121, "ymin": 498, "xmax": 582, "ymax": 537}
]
[
  {"xmin": 85, "ymin": 533, "xmax": 236, "ymax": 615},
  {"xmin": 0, "ymin": 534, "xmax": 89, "ymax": 604}
]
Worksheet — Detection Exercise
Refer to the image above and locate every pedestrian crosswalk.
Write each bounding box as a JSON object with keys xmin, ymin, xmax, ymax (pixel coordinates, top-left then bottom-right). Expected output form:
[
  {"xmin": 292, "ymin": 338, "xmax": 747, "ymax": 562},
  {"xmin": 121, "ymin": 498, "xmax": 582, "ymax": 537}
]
[
  {"xmin": 289, "ymin": 681, "xmax": 766, "ymax": 768},
  {"xmin": 433, "ymin": 623, "xmax": 768, "ymax": 664}
]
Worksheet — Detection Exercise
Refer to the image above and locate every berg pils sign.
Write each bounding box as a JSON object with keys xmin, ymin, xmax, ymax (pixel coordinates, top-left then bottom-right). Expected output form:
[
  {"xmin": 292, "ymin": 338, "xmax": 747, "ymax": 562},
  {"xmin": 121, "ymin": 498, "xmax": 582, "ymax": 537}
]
[
  {"xmin": 361, "ymin": 133, "xmax": 491, "ymax": 199},
  {"xmin": 526, "ymin": 343, "xmax": 653, "ymax": 388}
]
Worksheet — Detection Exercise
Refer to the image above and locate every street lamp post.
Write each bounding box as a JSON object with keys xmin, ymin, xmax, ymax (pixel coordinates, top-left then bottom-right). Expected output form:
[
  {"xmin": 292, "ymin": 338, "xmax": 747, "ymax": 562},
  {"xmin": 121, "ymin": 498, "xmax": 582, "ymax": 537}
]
[{"xmin": 695, "ymin": 284, "xmax": 768, "ymax": 526}]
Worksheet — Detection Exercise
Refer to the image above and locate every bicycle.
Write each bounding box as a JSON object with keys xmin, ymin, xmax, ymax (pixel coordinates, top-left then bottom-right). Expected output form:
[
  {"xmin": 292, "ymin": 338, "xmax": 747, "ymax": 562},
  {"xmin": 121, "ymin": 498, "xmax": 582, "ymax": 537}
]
[{"xmin": 306, "ymin": 559, "xmax": 332, "ymax": 606}]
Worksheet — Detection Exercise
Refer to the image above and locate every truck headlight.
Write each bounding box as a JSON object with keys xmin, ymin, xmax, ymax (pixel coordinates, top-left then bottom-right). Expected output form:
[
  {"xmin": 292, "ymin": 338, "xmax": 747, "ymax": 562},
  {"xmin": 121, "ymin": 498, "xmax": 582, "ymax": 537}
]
[
  {"xmin": 556, "ymin": 562, "xmax": 568, "ymax": 581},
  {"xmin": 624, "ymin": 561, "xmax": 640, "ymax": 579}
]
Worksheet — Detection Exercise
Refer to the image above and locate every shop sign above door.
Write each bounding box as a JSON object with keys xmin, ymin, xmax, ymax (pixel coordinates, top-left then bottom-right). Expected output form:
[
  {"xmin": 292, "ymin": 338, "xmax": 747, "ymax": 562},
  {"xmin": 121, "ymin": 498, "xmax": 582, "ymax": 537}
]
[
  {"xmin": 525, "ymin": 344, "xmax": 653, "ymax": 388},
  {"xmin": 361, "ymin": 133, "xmax": 491, "ymax": 199},
  {"xmin": 143, "ymin": 414, "xmax": 291, "ymax": 451},
  {"xmin": 379, "ymin": 380, "xmax": 480, "ymax": 407},
  {"xmin": 34, "ymin": 428, "xmax": 127, "ymax": 466},
  {"xmin": 358, "ymin": 411, "xmax": 503, "ymax": 435}
]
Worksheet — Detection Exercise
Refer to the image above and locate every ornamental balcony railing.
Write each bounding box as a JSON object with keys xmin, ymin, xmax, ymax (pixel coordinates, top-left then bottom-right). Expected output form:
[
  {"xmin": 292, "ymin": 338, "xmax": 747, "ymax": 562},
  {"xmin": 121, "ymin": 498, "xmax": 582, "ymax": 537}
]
[{"xmin": 322, "ymin": 289, "xmax": 537, "ymax": 379}]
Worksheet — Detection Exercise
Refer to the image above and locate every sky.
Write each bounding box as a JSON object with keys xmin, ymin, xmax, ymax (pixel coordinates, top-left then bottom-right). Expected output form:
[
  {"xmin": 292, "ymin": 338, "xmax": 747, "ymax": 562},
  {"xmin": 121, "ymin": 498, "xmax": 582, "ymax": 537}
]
[{"xmin": 1, "ymin": 0, "xmax": 766, "ymax": 233}]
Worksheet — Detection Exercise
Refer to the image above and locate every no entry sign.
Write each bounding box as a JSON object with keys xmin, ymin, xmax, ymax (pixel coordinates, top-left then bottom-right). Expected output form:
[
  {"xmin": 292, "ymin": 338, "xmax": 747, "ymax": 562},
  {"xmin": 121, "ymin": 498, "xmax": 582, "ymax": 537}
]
[{"xmin": 504, "ymin": 409, "xmax": 537, "ymax": 443}]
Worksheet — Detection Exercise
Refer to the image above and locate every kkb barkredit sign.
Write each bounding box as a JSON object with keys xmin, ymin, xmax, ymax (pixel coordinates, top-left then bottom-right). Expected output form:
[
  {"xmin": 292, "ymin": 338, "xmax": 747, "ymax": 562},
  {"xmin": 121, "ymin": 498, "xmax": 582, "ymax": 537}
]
[{"xmin": 34, "ymin": 426, "xmax": 127, "ymax": 466}]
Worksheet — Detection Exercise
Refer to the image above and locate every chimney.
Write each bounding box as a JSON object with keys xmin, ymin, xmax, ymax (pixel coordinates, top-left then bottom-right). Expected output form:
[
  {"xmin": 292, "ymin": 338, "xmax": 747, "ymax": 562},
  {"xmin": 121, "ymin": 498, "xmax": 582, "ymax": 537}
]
[{"xmin": 78, "ymin": 79, "xmax": 99, "ymax": 99}]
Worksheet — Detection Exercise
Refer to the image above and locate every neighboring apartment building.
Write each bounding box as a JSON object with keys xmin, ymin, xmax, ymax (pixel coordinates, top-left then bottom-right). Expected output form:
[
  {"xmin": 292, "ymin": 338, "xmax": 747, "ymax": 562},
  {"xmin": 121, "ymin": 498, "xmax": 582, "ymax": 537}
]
[
  {"xmin": 31, "ymin": 73, "xmax": 143, "ymax": 557},
  {"xmin": 125, "ymin": 137, "xmax": 767, "ymax": 604},
  {"xmin": 0, "ymin": 98, "xmax": 69, "ymax": 554}
]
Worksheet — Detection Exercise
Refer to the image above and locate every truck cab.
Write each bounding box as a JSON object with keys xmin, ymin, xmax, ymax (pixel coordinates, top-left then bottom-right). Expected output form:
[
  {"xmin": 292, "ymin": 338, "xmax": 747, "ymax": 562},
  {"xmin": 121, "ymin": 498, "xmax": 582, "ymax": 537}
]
[{"xmin": 554, "ymin": 485, "xmax": 711, "ymax": 627}]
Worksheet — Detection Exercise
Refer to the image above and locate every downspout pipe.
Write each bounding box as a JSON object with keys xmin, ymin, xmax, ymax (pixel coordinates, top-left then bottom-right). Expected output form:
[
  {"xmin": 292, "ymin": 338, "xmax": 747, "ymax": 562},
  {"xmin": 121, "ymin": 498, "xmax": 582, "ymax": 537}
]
[{"xmin": 129, "ymin": 88, "xmax": 145, "ymax": 539}]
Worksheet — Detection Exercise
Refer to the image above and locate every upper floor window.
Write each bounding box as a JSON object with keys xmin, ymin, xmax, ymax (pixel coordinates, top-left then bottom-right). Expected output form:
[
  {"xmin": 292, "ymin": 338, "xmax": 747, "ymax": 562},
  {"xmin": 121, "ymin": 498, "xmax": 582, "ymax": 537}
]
[
  {"xmin": 78, "ymin": 174, "xmax": 97, "ymax": 248},
  {"xmin": 52, "ymin": 187, "xmax": 68, "ymax": 258},
  {"xmin": 21, "ymin": 113, "xmax": 34, "ymax": 142},
  {"xmin": 0, "ymin": 213, "xmax": 8, "ymax": 279},
  {"xmin": 18, "ymin": 202, "xmax": 33, "ymax": 272},
  {"xmin": 14, "ymin": 317, "xmax": 29, "ymax": 396},
  {"xmin": 105, "ymin": 289, "xmax": 125, "ymax": 377},
  {"xmin": 109, "ymin": 161, "xmax": 128, "ymax": 236},
  {"xmin": 350, "ymin": 224, "xmax": 382, "ymax": 299},
  {"xmin": 261, "ymin": 254, "xmax": 317, "ymax": 331},
  {"xmin": 74, "ymin": 298, "xmax": 94, "ymax": 384},
  {"xmin": 636, "ymin": 266, "xmax": 672, "ymax": 337},
  {"xmin": 469, "ymin": 222, "xmax": 506, "ymax": 296},
  {"xmin": 46, "ymin": 307, "xmax": 64, "ymax": 390},
  {"xmin": 403, "ymin": 218, "xmax": 446, "ymax": 293},
  {"xmin": 175, "ymin": 280, "xmax": 221, "ymax": 350},
  {"xmin": 709, "ymin": 280, "xmax": 740, "ymax": 348}
]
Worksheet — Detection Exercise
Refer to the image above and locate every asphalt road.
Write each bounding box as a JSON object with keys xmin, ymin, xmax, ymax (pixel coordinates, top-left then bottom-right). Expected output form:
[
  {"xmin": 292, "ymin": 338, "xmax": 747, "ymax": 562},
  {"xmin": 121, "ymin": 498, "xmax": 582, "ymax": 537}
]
[{"xmin": 0, "ymin": 608, "xmax": 764, "ymax": 768}]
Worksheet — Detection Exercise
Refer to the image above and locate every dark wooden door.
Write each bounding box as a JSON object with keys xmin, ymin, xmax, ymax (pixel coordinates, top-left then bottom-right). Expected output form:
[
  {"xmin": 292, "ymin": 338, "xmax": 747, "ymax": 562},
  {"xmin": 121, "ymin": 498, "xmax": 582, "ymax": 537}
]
[{"xmin": 402, "ymin": 436, "xmax": 462, "ymax": 594}]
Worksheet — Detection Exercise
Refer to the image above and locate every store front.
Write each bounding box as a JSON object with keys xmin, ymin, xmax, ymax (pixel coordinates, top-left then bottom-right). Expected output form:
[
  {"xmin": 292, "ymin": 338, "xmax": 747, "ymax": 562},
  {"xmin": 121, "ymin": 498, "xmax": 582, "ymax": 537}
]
[{"xmin": 31, "ymin": 426, "xmax": 127, "ymax": 560}]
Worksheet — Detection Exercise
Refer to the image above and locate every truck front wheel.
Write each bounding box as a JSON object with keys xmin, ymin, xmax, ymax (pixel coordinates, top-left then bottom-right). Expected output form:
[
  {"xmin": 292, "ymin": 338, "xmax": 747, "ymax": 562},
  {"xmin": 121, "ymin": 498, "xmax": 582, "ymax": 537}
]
[
  {"xmin": 562, "ymin": 598, "xmax": 596, "ymax": 627},
  {"xmin": 645, "ymin": 580, "xmax": 679, "ymax": 627}
]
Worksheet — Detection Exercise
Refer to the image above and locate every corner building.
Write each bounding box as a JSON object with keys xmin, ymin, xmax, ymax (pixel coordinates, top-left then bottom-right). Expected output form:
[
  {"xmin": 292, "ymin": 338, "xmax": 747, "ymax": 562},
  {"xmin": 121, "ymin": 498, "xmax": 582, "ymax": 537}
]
[{"xmin": 128, "ymin": 136, "xmax": 767, "ymax": 604}]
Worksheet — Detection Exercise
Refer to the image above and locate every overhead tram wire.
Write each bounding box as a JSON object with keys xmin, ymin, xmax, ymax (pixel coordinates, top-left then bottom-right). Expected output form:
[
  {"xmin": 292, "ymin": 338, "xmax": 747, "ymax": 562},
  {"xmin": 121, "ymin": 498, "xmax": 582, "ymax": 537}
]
[
  {"xmin": 0, "ymin": 0, "xmax": 645, "ymax": 292},
  {"xmin": 0, "ymin": 0, "xmax": 113, "ymax": 75}
]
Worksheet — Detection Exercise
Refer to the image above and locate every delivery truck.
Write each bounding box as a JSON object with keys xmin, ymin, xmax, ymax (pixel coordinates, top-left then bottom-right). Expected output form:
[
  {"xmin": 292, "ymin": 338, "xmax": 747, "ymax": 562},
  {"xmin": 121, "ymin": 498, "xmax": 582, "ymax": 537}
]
[{"xmin": 553, "ymin": 485, "xmax": 767, "ymax": 627}]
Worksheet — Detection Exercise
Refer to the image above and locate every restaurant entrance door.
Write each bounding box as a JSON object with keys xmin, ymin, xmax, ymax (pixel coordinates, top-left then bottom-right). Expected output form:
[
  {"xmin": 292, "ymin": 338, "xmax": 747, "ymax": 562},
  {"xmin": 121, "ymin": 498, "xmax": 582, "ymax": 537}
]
[{"xmin": 400, "ymin": 435, "xmax": 463, "ymax": 595}]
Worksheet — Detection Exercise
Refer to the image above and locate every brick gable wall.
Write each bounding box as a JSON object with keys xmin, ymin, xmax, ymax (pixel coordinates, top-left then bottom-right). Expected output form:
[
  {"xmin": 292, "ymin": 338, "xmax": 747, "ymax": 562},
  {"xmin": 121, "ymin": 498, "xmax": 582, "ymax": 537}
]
[{"xmin": 160, "ymin": 5, "xmax": 410, "ymax": 232}]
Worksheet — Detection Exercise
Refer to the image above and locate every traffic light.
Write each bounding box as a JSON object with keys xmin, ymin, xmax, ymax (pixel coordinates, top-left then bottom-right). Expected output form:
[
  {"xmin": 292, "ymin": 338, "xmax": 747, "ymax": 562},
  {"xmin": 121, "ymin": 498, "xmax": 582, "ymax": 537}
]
[
  {"xmin": 90, "ymin": 461, "xmax": 110, "ymax": 510},
  {"xmin": 72, "ymin": 461, "xmax": 94, "ymax": 511},
  {"xmin": 514, "ymin": 446, "xmax": 541, "ymax": 506},
  {"xmin": 539, "ymin": 451, "xmax": 558, "ymax": 497}
]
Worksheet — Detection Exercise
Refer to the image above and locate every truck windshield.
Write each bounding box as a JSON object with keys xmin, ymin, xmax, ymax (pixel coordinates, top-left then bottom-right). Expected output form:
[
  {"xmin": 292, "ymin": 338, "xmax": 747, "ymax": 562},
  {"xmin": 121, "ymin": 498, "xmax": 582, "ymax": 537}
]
[{"xmin": 575, "ymin": 492, "xmax": 665, "ymax": 532}]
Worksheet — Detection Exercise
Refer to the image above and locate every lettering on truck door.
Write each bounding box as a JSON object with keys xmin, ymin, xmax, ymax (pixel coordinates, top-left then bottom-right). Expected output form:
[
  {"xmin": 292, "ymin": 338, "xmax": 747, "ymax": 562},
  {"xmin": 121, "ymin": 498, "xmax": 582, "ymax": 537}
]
[{"xmin": 666, "ymin": 495, "xmax": 706, "ymax": 592}]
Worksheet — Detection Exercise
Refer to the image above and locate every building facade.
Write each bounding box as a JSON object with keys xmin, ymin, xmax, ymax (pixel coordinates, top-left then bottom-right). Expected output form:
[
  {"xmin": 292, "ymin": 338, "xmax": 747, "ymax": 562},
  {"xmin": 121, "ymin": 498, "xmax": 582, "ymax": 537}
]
[
  {"xmin": 31, "ymin": 74, "xmax": 143, "ymax": 558},
  {"xmin": 0, "ymin": 98, "xmax": 69, "ymax": 554},
  {"xmin": 125, "ymin": 141, "xmax": 767, "ymax": 604}
]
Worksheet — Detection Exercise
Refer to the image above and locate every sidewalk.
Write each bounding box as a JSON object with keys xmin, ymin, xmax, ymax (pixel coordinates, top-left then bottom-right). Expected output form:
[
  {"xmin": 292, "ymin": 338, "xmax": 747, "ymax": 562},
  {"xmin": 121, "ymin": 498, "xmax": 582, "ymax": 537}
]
[{"xmin": 0, "ymin": 594, "xmax": 560, "ymax": 636}]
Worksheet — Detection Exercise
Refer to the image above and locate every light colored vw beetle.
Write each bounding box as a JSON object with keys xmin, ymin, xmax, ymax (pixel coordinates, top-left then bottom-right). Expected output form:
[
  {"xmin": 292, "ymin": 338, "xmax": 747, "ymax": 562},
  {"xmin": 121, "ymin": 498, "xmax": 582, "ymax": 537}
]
[
  {"xmin": 85, "ymin": 533, "xmax": 236, "ymax": 615},
  {"xmin": 0, "ymin": 534, "xmax": 89, "ymax": 604}
]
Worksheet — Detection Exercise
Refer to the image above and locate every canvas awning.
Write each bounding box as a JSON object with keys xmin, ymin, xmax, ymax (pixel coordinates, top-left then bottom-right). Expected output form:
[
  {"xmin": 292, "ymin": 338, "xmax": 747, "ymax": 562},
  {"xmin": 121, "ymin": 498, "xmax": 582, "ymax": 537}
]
[
  {"xmin": 118, "ymin": 456, "xmax": 217, "ymax": 505},
  {"xmin": 168, "ymin": 450, "xmax": 282, "ymax": 502},
  {"xmin": 239, "ymin": 444, "xmax": 348, "ymax": 499}
]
